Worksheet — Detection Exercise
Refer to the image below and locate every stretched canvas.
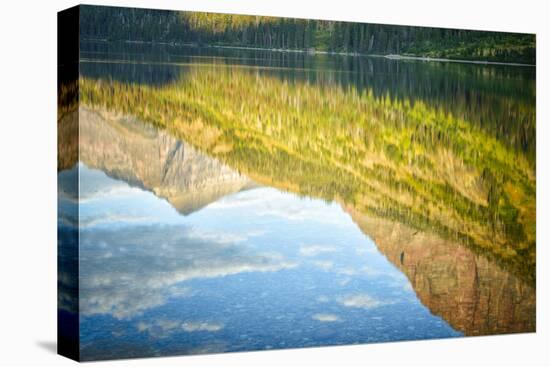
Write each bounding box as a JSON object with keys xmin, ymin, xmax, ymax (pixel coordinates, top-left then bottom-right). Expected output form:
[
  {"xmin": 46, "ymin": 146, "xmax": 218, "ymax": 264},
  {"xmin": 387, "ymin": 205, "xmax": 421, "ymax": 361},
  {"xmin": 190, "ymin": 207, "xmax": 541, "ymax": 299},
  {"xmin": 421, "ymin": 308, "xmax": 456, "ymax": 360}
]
[{"xmin": 57, "ymin": 4, "xmax": 536, "ymax": 361}]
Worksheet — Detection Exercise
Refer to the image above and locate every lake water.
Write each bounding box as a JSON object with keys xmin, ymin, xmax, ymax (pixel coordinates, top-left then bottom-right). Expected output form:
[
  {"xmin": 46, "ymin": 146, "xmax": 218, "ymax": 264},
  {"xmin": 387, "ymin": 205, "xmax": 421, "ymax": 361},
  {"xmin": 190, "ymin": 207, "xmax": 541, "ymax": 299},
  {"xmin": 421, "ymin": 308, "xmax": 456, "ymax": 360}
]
[{"xmin": 58, "ymin": 40, "xmax": 536, "ymax": 360}]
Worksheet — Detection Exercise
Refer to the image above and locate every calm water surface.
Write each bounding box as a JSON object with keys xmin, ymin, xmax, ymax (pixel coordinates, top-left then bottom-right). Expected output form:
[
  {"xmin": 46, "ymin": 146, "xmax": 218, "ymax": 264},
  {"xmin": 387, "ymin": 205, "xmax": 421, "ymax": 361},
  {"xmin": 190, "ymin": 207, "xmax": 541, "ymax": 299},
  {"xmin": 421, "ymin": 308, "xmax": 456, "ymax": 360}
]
[{"xmin": 57, "ymin": 41, "xmax": 536, "ymax": 360}]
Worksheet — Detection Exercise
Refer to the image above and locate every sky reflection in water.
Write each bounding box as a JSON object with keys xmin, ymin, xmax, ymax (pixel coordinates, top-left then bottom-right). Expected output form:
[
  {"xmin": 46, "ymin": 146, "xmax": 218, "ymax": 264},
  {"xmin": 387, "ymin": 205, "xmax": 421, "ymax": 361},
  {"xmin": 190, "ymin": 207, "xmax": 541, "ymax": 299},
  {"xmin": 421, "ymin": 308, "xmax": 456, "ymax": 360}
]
[{"xmin": 71, "ymin": 164, "xmax": 460, "ymax": 360}]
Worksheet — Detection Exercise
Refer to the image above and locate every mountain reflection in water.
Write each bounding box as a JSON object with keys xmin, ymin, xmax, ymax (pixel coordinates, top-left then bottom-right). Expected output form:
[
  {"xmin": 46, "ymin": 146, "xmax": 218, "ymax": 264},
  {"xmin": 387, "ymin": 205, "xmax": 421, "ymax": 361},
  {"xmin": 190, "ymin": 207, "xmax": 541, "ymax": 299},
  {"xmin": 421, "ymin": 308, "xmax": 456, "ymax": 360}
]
[
  {"xmin": 57, "ymin": 42, "xmax": 535, "ymax": 360},
  {"xmin": 57, "ymin": 107, "xmax": 534, "ymax": 359}
]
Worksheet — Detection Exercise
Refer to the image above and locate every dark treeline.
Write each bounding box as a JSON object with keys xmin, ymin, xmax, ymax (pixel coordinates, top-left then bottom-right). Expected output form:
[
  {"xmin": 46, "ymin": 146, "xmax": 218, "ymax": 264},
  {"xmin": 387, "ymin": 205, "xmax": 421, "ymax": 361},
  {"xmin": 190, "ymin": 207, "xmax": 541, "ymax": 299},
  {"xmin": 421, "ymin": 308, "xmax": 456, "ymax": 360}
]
[{"xmin": 79, "ymin": 5, "xmax": 536, "ymax": 64}]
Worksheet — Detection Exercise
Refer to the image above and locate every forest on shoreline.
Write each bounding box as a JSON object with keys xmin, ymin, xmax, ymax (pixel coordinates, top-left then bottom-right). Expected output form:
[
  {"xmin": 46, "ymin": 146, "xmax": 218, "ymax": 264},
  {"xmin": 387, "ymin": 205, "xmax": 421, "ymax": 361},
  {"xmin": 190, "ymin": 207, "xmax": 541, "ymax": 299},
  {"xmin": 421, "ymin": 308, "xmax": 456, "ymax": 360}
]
[{"xmin": 78, "ymin": 5, "xmax": 536, "ymax": 64}]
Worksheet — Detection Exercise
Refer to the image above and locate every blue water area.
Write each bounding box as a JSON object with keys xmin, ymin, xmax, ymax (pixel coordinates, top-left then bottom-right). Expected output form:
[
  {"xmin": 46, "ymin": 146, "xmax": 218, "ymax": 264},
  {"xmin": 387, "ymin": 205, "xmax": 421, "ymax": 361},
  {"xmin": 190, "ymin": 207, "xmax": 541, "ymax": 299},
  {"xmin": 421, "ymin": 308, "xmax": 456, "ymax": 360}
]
[{"xmin": 61, "ymin": 164, "xmax": 461, "ymax": 360}]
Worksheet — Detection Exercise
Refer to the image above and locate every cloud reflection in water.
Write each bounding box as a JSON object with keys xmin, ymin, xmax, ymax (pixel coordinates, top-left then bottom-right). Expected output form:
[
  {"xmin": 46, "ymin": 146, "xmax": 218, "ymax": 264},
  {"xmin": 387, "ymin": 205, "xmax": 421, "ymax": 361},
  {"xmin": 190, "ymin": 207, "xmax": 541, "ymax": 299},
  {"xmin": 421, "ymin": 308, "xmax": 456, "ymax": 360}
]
[{"xmin": 69, "ymin": 164, "xmax": 460, "ymax": 360}]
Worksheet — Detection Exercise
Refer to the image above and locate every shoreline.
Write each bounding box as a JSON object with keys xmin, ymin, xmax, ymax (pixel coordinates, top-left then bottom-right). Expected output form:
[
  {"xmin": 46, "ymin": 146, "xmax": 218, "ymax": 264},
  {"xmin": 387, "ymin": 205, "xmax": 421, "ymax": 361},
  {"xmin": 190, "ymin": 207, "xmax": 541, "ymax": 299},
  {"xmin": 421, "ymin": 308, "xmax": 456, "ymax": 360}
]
[
  {"xmin": 380, "ymin": 54, "xmax": 535, "ymax": 67},
  {"xmin": 81, "ymin": 38, "xmax": 535, "ymax": 67}
]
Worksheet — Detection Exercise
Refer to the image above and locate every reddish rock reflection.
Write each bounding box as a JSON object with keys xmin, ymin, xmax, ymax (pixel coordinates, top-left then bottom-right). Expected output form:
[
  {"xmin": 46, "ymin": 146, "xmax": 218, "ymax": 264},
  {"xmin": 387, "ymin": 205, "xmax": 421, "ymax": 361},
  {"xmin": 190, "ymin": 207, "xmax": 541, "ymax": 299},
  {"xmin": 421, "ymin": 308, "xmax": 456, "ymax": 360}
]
[{"xmin": 348, "ymin": 207, "xmax": 535, "ymax": 336}]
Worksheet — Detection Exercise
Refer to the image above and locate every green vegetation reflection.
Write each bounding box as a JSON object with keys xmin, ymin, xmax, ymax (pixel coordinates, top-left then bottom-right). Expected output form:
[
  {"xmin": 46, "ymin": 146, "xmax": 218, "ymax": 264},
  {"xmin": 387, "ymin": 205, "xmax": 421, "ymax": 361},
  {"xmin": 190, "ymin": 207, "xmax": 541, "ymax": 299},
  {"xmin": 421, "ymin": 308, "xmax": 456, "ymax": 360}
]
[{"xmin": 79, "ymin": 65, "xmax": 536, "ymax": 284}]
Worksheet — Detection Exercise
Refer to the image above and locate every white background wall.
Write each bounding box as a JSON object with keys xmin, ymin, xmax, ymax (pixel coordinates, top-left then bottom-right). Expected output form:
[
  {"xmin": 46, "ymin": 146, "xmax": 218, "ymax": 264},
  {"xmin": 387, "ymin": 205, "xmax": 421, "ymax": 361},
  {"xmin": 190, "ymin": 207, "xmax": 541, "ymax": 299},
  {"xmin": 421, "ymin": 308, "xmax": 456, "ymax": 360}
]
[{"xmin": 0, "ymin": 0, "xmax": 547, "ymax": 365}]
